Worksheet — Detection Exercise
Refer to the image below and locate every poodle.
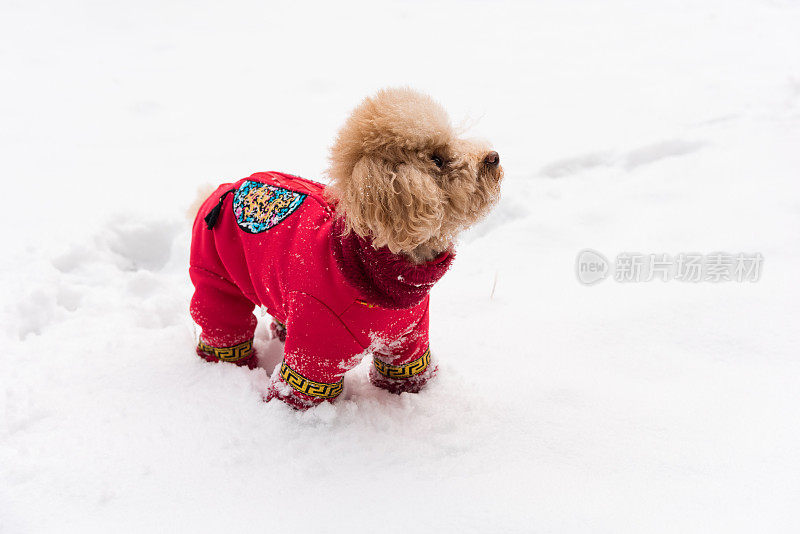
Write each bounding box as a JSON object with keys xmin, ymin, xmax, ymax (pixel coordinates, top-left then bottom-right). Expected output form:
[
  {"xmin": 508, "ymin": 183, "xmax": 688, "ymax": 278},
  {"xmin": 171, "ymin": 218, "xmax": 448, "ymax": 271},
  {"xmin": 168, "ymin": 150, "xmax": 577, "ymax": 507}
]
[{"xmin": 189, "ymin": 87, "xmax": 503, "ymax": 409}]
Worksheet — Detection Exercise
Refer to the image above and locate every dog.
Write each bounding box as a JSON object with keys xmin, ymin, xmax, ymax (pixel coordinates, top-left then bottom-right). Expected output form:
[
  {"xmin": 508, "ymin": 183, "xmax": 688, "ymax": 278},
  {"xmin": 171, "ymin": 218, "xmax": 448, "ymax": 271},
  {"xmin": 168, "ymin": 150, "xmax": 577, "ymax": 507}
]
[{"xmin": 189, "ymin": 87, "xmax": 503, "ymax": 409}]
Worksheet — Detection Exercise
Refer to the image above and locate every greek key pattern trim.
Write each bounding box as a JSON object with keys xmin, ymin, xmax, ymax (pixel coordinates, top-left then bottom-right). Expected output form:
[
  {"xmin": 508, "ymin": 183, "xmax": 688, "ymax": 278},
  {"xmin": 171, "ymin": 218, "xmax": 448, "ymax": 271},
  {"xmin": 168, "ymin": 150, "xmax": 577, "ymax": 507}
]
[
  {"xmin": 280, "ymin": 361, "xmax": 343, "ymax": 399},
  {"xmin": 373, "ymin": 347, "xmax": 431, "ymax": 379},
  {"xmin": 197, "ymin": 339, "xmax": 253, "ymax": 362}
]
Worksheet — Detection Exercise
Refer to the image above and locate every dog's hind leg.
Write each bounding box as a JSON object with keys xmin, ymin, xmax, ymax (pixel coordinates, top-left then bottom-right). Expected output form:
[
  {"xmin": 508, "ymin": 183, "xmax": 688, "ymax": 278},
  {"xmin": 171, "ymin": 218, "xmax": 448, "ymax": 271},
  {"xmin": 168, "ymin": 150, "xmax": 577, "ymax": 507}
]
[{"xmin": 190, "ymin": 266, "xmax": 259, "ymax": 369}]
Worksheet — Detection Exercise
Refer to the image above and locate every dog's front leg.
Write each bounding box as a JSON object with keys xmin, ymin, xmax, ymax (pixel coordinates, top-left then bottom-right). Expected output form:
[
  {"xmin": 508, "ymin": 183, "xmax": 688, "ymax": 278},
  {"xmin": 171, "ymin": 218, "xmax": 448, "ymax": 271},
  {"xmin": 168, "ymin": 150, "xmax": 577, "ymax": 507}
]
[
  {"xmin": 370, "ymin": 345, "xmax": 437, "ymax": 394},
  {"xmin": 368, "ymin": 306, "xmax": 438, "ymax": 395},
  {"xmin": 264, "ymin": 292, "xmax": 363, "ymax": 410}
]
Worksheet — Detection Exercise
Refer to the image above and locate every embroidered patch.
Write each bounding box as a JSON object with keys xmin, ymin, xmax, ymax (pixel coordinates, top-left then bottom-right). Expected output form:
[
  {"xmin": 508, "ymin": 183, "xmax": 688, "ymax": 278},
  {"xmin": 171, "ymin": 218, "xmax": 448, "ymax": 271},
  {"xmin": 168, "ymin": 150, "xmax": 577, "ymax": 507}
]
[{"xmin": 232, "ymin": 180, "xmax": 306, "ymax": 233}]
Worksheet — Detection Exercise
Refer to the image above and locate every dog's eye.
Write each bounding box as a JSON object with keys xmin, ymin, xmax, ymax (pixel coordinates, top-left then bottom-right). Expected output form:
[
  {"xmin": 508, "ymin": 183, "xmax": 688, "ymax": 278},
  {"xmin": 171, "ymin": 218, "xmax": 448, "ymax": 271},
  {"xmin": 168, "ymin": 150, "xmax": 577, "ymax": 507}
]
[{"xmin": 431, "ymin": 155, "xmax": 444, "ymax": 168}]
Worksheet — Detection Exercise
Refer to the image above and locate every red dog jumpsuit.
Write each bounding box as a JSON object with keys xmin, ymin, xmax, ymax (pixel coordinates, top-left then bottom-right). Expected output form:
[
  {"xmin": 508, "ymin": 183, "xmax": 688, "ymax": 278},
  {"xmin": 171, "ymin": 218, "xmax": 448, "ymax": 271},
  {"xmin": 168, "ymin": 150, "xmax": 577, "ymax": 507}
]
[{"xmin": 190, "ymin": 172, "xmax": 453, "ymax": 408}]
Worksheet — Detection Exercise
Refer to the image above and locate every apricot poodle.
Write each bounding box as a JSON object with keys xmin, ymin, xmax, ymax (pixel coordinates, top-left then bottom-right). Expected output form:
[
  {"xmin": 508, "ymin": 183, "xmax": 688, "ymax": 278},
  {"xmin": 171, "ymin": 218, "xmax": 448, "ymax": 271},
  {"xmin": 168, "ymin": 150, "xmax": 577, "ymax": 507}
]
[{"xmin": 189, "ymin": 87, "xmax": 503, "ymax": 409}]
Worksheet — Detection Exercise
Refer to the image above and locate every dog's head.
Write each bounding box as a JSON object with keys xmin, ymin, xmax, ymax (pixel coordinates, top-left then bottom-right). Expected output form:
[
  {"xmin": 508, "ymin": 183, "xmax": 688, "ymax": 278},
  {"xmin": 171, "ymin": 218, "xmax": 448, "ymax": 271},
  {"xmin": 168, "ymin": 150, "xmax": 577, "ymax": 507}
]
[{"xmin": 325, "ymin": 87, "xmax": 503, "ymax": 263}]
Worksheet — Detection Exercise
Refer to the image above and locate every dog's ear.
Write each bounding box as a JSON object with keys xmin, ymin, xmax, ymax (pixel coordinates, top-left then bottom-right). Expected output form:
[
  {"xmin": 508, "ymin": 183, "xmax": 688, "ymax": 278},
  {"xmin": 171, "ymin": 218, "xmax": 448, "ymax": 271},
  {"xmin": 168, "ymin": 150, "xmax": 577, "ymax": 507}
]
[{"xmin": 337, "ymin": 155, "xmax": 444, "ymax": 254}]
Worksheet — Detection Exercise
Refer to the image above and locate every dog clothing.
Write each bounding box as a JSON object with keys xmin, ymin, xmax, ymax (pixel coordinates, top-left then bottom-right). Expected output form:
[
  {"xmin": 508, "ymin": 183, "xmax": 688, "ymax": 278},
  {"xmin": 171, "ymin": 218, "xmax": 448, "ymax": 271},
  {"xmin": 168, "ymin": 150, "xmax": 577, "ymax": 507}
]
[{"xmin": 190, "ymin": 172, "xmax": 453, "ymax": 408}]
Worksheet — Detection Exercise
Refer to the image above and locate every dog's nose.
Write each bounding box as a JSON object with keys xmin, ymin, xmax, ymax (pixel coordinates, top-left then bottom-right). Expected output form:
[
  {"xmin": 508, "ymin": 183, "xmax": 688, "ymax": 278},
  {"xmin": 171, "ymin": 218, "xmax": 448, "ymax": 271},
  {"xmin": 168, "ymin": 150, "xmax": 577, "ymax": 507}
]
[{"xmin": 484, "ymin": 151, "xmax": 500, "ymax": 167}]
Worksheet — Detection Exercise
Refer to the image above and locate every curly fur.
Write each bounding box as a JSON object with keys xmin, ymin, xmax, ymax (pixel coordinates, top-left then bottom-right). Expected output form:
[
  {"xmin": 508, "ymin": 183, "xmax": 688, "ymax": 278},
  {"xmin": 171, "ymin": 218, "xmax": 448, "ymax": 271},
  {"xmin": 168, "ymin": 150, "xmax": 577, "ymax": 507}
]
[{"xmin": 325, "ymin": 87, "xmax": 503, "ymax": 264}]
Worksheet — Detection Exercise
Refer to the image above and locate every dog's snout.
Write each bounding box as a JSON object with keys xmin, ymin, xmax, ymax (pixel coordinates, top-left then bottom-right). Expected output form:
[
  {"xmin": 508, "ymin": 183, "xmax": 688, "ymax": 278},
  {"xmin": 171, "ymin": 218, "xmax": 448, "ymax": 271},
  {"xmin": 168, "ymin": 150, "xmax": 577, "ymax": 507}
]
[{"xmin": 484, "ymin": 151, "xmax": 500, "ymax": 167}]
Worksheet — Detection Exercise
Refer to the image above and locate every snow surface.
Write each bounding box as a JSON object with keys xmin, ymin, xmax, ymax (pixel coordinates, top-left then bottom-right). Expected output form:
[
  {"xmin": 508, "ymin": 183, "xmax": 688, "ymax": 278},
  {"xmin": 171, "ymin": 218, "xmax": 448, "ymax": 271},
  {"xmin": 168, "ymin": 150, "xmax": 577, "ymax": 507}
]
[{"xmin": 2, "ymin": 0, "xmax": 800, "ymax": 532}]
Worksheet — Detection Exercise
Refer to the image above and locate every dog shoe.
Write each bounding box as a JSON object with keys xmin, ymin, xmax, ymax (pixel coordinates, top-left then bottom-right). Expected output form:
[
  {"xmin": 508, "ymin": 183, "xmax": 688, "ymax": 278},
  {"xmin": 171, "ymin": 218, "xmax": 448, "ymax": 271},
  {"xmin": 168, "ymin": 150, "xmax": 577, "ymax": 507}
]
[
  {"xmin": 370, "ymin": 347, "xmax": 437, "ymax": 394},
  {"xmin": 196, "ymin": 338, "xmax": 259, "ymax": 369},
  {"xmin": 269, "ymin": 319, "xmax": 287, "ymax": 343},
  {"xmin": 263, "ymin": 361, "xmax": 342, "ymax": 410}
]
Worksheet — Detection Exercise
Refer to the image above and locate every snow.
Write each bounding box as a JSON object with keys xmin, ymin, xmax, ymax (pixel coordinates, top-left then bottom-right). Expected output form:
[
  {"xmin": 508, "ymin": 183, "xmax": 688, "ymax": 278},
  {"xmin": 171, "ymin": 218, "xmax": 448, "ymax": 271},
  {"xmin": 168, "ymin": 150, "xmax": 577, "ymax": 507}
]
[{"xmin": 2, "ymin": 0, "xmax": 800, "ymax": 532}]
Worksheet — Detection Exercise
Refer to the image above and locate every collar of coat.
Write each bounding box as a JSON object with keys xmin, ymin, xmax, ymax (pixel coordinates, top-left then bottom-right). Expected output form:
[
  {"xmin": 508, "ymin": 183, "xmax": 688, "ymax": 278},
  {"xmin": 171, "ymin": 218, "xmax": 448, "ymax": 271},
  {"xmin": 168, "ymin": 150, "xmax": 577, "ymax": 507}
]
[{"xmin": 330, "ymin": 217, "xmax": 454, "ymax": 309}]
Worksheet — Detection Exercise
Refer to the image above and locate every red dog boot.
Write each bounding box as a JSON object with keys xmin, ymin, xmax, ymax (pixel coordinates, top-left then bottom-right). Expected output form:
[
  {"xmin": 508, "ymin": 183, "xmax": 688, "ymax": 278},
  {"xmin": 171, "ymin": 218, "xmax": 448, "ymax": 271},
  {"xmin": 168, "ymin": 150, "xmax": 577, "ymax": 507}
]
[
  {"xmin": 263, "ymin": 361, "xmax": 343, "ymax": 410},
  {"xmin": 196, "ymin": 338, "xmax": 259, "ymax": 369},
  {"xmin": 269, "ymin": 319, "xmax": 287, "ymax": 343},
  {"xmin": 370, "ymin": 347, "xmax": 437, "ymax": 394}
]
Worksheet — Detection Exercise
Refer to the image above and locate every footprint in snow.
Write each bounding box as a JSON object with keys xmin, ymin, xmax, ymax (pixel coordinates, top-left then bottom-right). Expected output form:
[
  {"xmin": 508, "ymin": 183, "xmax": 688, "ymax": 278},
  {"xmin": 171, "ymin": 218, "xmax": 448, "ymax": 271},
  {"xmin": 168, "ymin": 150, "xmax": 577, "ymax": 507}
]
[
  {"xmin": 537, "ymin": 139, "xmax": 706, "ymax": 177},
  {"xmin": 538, "ymin": 151, "xmax": 614, "ymax": 178},
  {"xmin": 623, "ymin": 139, "xmax": 706, "ymax": 171},
  {"xmin": 101, "ymin": 217, "xmax": 182, "ymax": 272}
]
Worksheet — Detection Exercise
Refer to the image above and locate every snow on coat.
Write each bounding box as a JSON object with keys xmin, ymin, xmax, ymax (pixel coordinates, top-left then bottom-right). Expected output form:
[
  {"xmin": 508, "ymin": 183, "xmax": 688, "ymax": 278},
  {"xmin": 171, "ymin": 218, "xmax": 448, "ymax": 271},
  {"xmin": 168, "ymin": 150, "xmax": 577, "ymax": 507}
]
[{"xmin": 189, "ymin": 171, "xmax": 453, "ymax": 408}]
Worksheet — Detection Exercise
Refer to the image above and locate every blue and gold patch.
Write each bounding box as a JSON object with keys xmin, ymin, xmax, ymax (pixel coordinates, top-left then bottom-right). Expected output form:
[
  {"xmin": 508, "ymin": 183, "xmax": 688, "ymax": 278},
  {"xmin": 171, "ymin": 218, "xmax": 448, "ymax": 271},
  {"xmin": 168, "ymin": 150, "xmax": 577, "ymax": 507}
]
[{"xmin": 232, "ymin": 180, "xmax": 306, "ymax": 233}]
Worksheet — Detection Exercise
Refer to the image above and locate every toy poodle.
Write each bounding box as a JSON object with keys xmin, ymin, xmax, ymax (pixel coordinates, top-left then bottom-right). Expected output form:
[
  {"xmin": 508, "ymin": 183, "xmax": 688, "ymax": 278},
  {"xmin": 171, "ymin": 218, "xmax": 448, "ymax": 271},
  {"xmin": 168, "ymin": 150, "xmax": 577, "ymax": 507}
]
[{"xmin": 189, "ymin": 87, "xmax": 503, "ymax": 409}]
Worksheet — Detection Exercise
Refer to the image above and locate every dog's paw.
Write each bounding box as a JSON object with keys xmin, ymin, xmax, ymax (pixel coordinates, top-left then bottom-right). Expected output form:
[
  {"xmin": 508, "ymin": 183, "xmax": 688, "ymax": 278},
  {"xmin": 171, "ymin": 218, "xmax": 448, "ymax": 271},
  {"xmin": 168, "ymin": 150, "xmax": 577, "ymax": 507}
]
[
  {"xmin": 195, "ymin": 339, "xmax": 259, "ymax": 369},
  {"xmin": 368, "ymin": 363, "xmax": 437, "ymax": 394},
  {"xmin": 269, "ymin": 319, "xmax": 286, "ymax": 343},
  {"xmin": 263, "ymin": 376, "xmax": 325, "ymax": 410}
]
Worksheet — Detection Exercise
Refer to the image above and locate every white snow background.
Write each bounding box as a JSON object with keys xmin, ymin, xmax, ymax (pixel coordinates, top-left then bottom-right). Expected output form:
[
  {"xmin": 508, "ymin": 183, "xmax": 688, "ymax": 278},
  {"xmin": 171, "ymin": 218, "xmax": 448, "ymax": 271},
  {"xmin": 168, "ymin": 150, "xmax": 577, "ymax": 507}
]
[{"xmin": 2, "ymin": 0, "xmax": 799, "ymax": 532}]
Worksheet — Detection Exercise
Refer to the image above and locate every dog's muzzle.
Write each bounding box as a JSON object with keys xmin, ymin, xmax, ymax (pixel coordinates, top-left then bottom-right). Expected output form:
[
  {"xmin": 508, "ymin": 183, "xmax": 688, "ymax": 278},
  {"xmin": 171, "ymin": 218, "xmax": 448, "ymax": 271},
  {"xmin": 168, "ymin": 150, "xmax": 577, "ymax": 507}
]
[{"xmin": 484, "ymin": 151, "xmax": 500, "ymax": 168}]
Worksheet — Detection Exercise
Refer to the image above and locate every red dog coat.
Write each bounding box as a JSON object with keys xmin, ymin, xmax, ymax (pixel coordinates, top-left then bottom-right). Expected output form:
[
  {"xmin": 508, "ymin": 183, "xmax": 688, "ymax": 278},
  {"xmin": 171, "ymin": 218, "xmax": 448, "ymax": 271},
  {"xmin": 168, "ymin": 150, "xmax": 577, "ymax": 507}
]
[{"xmin": 190, "ymin": 172, "xmax": 453, "ymax": 408}]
